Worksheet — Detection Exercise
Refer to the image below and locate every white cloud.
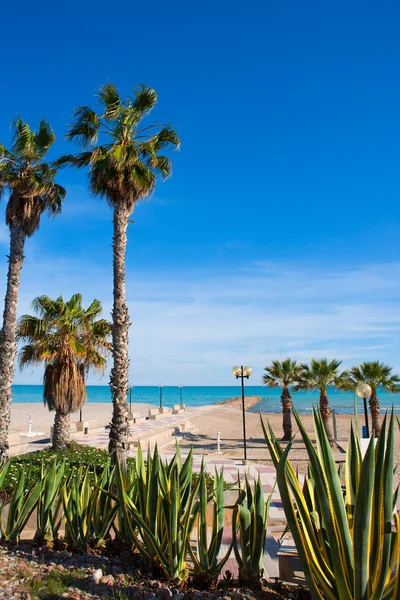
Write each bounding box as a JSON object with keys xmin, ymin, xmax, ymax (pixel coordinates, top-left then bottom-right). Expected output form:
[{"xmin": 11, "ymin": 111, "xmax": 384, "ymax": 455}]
[{"xmin": 3, "ymin": 258, "xmax": 399, "ymax": 385}]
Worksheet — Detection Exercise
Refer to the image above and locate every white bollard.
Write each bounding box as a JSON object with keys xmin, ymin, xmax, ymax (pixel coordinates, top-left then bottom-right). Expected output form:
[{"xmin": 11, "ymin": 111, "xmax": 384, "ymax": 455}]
[
  {"xmin": 217, "ymin": 431, "xmax": 222, "ymax": 454},
  {"xmin": 20, "ymin": 413, "xmax": 44, "ymax": 438}
]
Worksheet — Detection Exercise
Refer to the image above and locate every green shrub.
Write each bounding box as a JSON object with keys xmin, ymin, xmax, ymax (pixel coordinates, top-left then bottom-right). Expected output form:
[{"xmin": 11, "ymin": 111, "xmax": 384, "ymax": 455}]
[{"xmin": 1, "ymin": 443, "xmax": 135, "ymax": 495}]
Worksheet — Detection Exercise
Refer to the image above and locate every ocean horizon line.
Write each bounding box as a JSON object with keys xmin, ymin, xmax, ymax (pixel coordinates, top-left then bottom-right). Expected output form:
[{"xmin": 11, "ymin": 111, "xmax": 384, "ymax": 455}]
[{"xmin": 9, "ymin": 383, "xmax": 400, "ymax": 415}]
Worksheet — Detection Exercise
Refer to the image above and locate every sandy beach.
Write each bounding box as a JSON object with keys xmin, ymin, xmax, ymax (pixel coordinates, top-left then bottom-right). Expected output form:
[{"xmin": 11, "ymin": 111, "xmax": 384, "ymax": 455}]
[
  {"xmin": 9, "ymin": 402, "xmax": 155, "ymax": 434},
  {"xmin": 9, "ymin": 399, "xmax": 400, "ymax": 476}
]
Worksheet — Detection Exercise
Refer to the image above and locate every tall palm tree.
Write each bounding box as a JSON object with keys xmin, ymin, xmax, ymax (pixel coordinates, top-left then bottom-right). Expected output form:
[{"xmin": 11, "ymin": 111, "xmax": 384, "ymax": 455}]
[
  {"xmin": 58, "ymin": 83, "xmax": 179, "ymax": 463},
  {"xmin": 297, "ymin": 358, "xmax": 349, "ymax": 443},
  {"xmin": 347, "ymin": 361, "xmax": 400, "ymax": 434},
  {"xmin": 17, "ymin": 294, "xmax": 111, "ymax": 449},
  {"xmin": 263, "ymin": 359, "xmax": 300, "ymax": 440},
  {"xmin": 0, "ymin": 119, "xmax": 65, "ymax": 459}
]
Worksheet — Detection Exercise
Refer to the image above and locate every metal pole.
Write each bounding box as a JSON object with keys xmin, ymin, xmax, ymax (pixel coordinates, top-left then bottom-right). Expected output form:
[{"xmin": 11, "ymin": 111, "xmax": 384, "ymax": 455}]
[
  {"xmin": 241, "ymin": 366, "xmax": 247, "ymax": 461},
  {"xmin": 160, "ymin": 386, "xmax": 163, "ymax": 409},
  {"xmin": 180, "ymin": 386, "xmax": 182, "ymax": 405},
  {"xmin": 129, "ymin": 387, "xmax": 132, "ymax": 414},
  {"xmin": 332, "ymin": 409, "xmax": 337, "ymax": 441},
  {"xmin": 79, "ymin": 408, "xmax": 82, "ymax": 423},
  {"xmin": 363, "ymin": 396, "xmax": 370, "ymax": 438}
]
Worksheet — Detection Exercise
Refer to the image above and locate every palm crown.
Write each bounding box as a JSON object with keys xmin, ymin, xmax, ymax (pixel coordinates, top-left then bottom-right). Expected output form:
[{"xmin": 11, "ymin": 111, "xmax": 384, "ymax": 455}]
[
  {"xmin": 58, "ymin": 83, "xmax": 180, "ymax": 211},
  {"xmin": 0, "ymin": 118, "xmax": 65, "ymax": 236},
  {"xmin": 297, "ymin": 358, "xmax": 348, "ymax": 392},
  {"xmin": 348, "ymin": 361, "xmax": 400, "ymax": 394},
  {"xmin": 263, "ymin": 359, "xmax": 300, "ymax": 388},
  {"xmin": 17, "ymin": 294, "xmax": 111, "ymax": 413}
]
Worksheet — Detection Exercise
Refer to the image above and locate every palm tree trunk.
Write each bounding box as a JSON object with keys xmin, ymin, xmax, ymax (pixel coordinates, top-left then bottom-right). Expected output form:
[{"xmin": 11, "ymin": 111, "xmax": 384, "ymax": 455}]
[
  {"xmin": 369, "ymin": 391, "xmax": 381, "ymax": 435},
  {"xmin": 281, "ymin": 387, "xmax": 292, "ymax": 440},
  {"xmin": 52, "ymin": 410, "xmax": 70, "ymax": 449},
  {"xmin": 108, "ymin": 204, "xmax": 131, "ymax": 464},
  {"xmin": 0, "ymin": 224, "xmax": 26, "ymax": 460},
  {"xmin": 319, "ymin": 390, "xmax": 334, "ymax": 443}
]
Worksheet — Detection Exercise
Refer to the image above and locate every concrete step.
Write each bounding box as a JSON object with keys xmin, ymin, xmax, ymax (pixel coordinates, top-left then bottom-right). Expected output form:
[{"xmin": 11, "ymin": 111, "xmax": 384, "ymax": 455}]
[
  {"xmin": 8, "ymin": 442, "xmax": 30, "ymax": 457},
  {"xmin": 143, "ymin": 436, "xmax": 180, "ymax": 452},
  {"xmin": 8, "ymin": 433, "xmax": 23, "ymax": 446},
  {"xmin": 130, "ymin": 426, "xmax": 176, "ymax": 447}
]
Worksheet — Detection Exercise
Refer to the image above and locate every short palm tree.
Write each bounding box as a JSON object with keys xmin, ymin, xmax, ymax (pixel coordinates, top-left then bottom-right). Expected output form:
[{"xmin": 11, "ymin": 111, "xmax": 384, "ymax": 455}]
[
  {"xmin": 297, "ymin": 358, "xmax": 349, "ymax": 443},
  {"xmin": 0, "ymin": 119, "xmax": 65, "ymax": 459},
  {"xmin": 58, "ymin": 83, "xmax": 179, "ymax": 463},
  {"xmin": 347, "ymin": 361, "xmax": 400, "ymax": 434},
  {"xmin": 263, "ymin": 359, "xmax": 300, "ymax": 440},
  {"xmin": 17, "ymin": 294, "xmax": 111, "ymax": 449}
]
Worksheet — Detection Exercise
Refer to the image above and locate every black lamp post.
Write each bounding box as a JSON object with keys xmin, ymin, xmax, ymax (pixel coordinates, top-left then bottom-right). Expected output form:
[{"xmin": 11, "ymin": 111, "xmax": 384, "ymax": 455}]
[
  {"xmin": 232, "ymin": 365, "xmax": 252, "ymax": 461},
  {"xmin": 159, "ymin": 384, "xmax": 163, "ymax": 409},
  {"xmin": 129, "ymin": 385, "xmax": 133, "ymax": 414},
  {"xmin": 179, "ymin": 385, "xmax": 183, "ymax": 405},
  {"xmin": 356, "ymin": 382, "xmax": 372, "ymax": 438}
]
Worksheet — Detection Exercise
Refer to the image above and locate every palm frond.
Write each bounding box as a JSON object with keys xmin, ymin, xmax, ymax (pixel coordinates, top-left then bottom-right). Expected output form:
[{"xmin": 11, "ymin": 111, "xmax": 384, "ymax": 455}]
[
  {"xmin": 66, "ymin": 106, "xmax": 100, "ymax": 148},
  {"xmin": 132, "ymin": 85, "xmax": 158, "ymax": 114}
]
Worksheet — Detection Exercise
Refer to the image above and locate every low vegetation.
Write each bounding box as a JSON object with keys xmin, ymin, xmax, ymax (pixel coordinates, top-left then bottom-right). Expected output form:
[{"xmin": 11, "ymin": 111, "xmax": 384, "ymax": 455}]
[
  {"xmin": 0, "ymin": 445, "xmax": 263, "ymax": 583},
  {"xmin": 263, "ymin": 408, "xmax": 400, "ymax": 600}
]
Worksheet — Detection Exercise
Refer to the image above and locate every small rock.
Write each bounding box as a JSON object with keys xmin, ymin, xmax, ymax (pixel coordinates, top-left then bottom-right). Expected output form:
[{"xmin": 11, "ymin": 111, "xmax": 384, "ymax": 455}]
[
  {"xmin": 130, "ymin": 586, "xmax": 140, "ymax": 594},
  {"xmin": 171, "ymin": 590, "xmax": 179, "ymax": 596},
  {"xmin": 59, "ymin": 550, "xmax": 71, "ymax": 559},
  {"xmin": 156, "ymin": 588, "xmax": 172, "ymax": 600},
  {"xmin": 100, "ymin": 574, "xmax": 115, "ymax": 586},
  {"xmin": 88, "ymin": 568, "xmax": 103, "ymax": 585},
  {"xmin": 112, "ymin": 565, "xmax": 123, "ymax": 574},
  {"xmin": 119, "ymin": 550, "xmax": 132, "ymax": 562}
]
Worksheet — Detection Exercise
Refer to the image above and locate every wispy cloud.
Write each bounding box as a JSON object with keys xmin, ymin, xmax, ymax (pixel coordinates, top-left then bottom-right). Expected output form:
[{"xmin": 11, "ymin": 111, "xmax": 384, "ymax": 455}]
[{"xmin": 2, "ymin": 257, "xmax": 399, "ymax": 385}]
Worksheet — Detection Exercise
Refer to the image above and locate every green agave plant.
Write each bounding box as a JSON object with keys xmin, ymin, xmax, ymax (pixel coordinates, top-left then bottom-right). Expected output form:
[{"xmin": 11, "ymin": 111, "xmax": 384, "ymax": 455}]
[
  {"xmin": 188, "ymin": 468, "xmax": 233, "ymax": 582},
  {"xmin": 262, "ymin": 407, "xmax": 400, "ymax": 600},
  {"xmin": 231, "ymin": 474, "xmax": 272, "ymax": 584},
  {"xmin": 116, "ymin": 444, "xmax": 203, "ymax": 581},
  {"xmin": 62, "ymin": 464, "xmax": 117, "ymax": 551},
  {"xmin": 113, "ymin": 460, "xmax": 137, "ymax": 546},
  {"xmin": 0, "ymin": 464, "xmax": 41, "ymax": 543},
  {"xmin": 35, "ymin": 460, "xmax": 64, "ymax": 545}
]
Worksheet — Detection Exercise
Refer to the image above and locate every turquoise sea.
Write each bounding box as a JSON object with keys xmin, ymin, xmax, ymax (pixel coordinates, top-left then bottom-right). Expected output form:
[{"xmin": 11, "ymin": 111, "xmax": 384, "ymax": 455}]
[{"xmin": 11, "ymin": 385, "xmax": 400, "ymax": 414}]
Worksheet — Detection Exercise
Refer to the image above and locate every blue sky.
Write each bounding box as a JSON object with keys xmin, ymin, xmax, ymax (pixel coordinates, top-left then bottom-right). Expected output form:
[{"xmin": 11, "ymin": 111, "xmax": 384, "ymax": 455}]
[{"xmin": 0, "ymin": 0, "xmax": 399, "ymax": 385}]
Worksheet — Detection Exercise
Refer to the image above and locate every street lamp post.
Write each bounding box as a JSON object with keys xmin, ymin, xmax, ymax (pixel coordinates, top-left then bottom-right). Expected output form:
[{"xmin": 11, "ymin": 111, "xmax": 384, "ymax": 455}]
[
  {"xmin": 356, "ymin": 382, "xmax": 372, "ymax": 438},
  {"xmin": 159, "ymin": 384, "xmax": 163, "ymax": 410},
  {"xmin": 179, "ymin": 385, "xmax": 183, "ymax": 405},
  {"xmin": 129, "ymin": 385, "xmax": 133, "ymax": 414},
  {"xmin": 232, "ymin": 365, "xmax": 252, "ymax": 461}
]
